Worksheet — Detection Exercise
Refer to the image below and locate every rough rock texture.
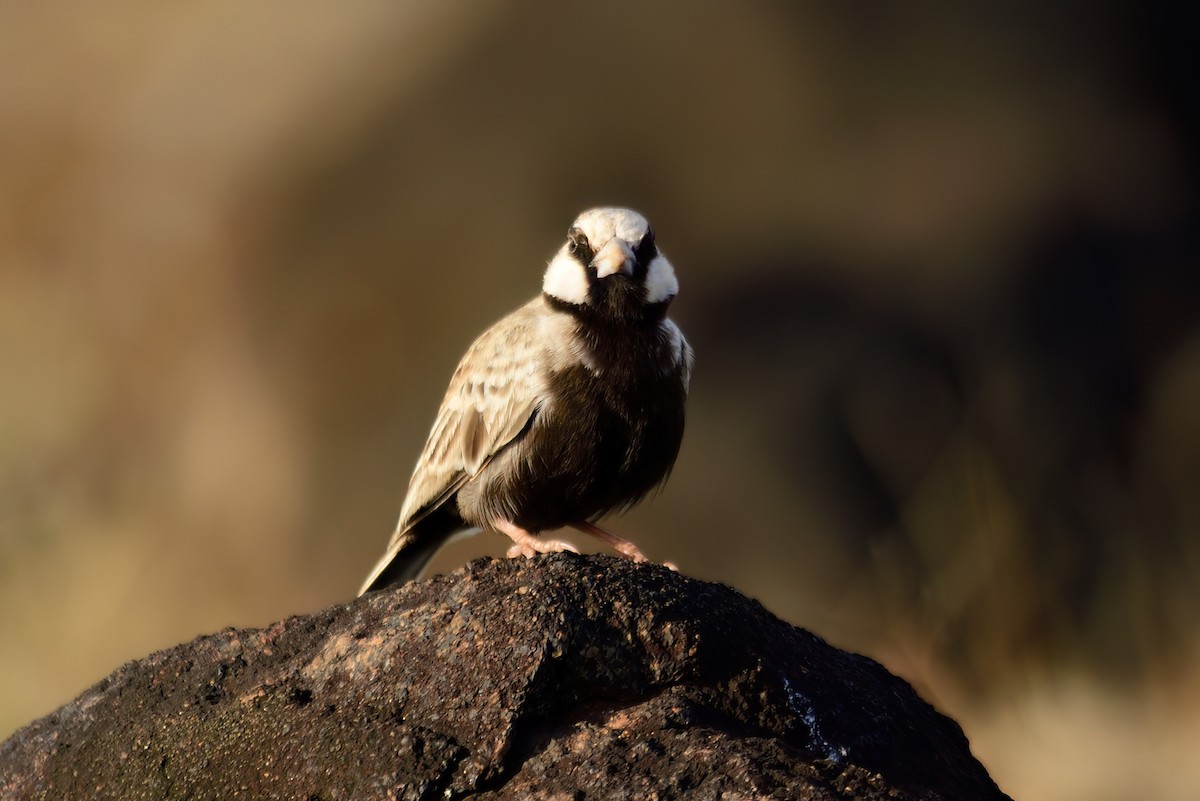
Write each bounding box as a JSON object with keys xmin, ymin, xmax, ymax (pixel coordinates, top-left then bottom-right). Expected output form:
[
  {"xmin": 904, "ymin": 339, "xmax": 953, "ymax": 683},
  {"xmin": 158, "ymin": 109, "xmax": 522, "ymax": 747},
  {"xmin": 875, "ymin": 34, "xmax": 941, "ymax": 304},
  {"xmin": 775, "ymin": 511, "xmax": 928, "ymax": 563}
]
[{"xmin": 1, "ymin": 555, "xmax": 1009, "ymax": 800}]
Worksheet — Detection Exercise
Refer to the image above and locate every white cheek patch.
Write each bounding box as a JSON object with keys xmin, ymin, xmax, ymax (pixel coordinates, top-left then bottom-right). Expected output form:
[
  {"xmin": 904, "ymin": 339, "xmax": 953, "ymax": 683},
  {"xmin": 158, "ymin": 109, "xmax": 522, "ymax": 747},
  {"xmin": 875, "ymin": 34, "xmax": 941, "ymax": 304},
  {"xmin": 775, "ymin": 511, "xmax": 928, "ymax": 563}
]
[
  {"xmin": 542, "ymin": 250, "xmax": 590, "ymax": 305},
  {"xmin": 644, "ymin": 255, "xmax": 679, "ymax": 304}
]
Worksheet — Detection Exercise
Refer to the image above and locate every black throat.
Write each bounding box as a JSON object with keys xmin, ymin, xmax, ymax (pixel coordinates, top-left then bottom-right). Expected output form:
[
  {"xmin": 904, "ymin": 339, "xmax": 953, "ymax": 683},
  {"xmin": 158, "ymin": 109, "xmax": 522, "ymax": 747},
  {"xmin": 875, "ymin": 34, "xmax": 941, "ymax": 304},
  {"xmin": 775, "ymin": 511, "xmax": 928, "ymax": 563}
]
[
  {"xmin": 544, "ymin": 289, "xmax": 672, "ymax": 391},
  {"xmin": 544, "ymin": 278, "xmax": 669, "ymax": 328}
]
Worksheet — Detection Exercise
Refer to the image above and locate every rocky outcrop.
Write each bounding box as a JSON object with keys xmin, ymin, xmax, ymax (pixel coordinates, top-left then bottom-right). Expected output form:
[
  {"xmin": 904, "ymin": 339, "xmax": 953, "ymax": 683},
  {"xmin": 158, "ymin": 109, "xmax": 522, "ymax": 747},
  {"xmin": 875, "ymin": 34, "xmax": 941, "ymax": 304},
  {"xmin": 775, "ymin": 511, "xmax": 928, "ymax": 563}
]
[{"xmin": 1, "ymin": 554, "xmax": 1008, "ymax": 799}]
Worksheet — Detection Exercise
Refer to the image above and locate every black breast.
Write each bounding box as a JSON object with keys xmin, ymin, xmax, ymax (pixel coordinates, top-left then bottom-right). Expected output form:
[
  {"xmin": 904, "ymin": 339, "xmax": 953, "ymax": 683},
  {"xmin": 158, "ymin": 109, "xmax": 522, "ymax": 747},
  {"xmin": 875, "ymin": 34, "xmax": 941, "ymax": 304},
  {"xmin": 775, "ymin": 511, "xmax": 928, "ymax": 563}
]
[{"xmin": 459, "ymin": 322, "xmax": 687, "ymax": 532}]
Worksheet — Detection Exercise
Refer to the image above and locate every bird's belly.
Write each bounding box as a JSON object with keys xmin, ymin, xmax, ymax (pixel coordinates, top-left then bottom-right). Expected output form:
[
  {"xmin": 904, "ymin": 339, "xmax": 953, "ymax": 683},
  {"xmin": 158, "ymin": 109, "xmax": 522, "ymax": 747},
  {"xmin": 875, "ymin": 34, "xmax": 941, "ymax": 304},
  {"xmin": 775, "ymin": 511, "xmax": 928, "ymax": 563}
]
[{"xmin": 458, "ymin": 368, "xmax": 684, "ymax": 532}]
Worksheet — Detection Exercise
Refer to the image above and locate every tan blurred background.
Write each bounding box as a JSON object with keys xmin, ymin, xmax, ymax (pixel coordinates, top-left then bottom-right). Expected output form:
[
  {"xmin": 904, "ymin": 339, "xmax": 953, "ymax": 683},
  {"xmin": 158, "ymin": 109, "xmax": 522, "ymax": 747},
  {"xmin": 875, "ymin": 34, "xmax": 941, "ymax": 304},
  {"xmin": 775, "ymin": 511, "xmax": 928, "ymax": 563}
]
[{"xmin": 3, "ymin": 2, "xmax": 1199, "ymax": 797}]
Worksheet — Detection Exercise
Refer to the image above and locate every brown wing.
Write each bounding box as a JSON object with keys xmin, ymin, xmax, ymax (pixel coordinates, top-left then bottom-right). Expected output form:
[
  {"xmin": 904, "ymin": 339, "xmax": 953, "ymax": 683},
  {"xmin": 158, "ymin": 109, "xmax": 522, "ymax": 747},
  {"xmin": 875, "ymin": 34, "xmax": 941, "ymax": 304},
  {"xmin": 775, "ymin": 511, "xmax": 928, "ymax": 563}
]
[{"xmin": 358, "ymin": 299, "xmax": 546, "ymax": 593}]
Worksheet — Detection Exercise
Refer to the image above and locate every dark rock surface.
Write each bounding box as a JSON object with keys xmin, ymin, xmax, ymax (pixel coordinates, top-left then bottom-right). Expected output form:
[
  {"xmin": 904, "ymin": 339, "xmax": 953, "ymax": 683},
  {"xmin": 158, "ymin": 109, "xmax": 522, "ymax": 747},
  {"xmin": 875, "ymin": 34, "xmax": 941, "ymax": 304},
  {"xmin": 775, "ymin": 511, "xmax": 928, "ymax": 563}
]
[{"xmin": 1, "ymin": 554, "xmax": 1009, "ymax": 800}]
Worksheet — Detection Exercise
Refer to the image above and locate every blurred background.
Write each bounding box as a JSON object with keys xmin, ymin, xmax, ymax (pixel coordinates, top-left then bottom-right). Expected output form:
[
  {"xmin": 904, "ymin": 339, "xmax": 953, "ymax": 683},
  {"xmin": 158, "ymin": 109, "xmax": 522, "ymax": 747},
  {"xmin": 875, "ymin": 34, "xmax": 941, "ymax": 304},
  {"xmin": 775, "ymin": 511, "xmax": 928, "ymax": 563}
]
[{"xmin": 2, "ymin": 2, "xmax": 1197, "ymax": 797}]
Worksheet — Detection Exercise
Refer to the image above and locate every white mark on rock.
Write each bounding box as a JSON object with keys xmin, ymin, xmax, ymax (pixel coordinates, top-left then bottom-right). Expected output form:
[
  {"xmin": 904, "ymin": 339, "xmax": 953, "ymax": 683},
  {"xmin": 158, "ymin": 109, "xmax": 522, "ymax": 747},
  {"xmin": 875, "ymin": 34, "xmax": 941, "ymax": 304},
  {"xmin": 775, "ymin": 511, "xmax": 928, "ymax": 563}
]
[{"xmin": 783, "ymin": 676, "xmax": 848, "ymax": 763}]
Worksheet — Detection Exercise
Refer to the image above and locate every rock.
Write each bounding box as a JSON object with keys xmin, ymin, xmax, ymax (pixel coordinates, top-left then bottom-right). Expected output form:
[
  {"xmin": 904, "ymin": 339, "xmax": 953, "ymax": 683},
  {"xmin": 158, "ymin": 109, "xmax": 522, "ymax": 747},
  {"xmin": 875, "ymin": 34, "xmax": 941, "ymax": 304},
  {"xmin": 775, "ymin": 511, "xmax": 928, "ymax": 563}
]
[{"xmin": 0, "ymin": 554, "xmax": 1009, "ymax": 800}]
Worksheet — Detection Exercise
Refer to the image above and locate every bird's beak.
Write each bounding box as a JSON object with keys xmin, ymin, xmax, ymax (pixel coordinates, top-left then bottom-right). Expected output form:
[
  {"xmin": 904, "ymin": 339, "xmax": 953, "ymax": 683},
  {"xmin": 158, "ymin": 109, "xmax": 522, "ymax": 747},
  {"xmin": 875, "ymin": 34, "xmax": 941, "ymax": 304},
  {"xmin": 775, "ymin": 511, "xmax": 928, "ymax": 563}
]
[{"xmin": 591, "ymin": 238, "xmax": 635, "ymax": 278}]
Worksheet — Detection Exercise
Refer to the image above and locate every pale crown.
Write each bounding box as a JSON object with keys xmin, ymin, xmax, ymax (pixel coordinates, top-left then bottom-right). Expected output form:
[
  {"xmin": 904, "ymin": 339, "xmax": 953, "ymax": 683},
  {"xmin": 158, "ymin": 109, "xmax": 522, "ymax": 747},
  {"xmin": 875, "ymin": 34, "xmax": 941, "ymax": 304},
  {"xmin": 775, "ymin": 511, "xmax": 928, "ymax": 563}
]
[{"xmin": 542, "ymin": 207, "xmax": 678, "ymax": 307}]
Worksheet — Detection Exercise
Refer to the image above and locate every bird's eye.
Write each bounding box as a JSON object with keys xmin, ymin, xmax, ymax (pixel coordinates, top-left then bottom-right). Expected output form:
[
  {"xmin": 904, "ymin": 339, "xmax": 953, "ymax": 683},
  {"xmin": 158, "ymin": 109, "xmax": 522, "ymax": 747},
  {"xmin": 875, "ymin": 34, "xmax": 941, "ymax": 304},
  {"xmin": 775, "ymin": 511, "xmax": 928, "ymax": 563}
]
[
  {"xmin": 634, "ymin": 229, "xmax": 656, "ymax": 264},
  {"xmin": 567, "ymin": 228, "xmax": 590, "ymax": 259}
]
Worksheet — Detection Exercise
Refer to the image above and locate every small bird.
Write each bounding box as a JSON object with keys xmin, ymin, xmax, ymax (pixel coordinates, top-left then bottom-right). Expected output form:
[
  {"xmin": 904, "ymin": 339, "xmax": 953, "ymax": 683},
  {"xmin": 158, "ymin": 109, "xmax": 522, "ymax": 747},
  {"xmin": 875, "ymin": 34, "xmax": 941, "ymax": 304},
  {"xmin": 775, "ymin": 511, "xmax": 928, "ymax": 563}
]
[{"xmin": 359, "ymin": 207, "xmax": 693, "ymax": 594}]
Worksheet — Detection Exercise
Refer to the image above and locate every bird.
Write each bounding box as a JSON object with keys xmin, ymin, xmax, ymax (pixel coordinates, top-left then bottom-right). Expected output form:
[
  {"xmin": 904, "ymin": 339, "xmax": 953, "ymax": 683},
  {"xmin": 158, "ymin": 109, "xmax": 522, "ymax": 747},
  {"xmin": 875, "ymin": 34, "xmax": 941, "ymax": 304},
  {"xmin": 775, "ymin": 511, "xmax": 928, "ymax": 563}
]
[{"xmin": 359, "ymin": 207, "xmax": 693, "ymax": 595}]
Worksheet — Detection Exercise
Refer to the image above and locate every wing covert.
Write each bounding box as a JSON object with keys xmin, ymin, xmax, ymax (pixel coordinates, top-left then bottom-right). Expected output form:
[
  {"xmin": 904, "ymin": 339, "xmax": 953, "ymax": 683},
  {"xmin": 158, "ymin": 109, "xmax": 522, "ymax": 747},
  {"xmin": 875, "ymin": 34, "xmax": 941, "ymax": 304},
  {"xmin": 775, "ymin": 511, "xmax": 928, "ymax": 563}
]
[{"xmin": 390, "ymin": 303, "xmax": 546, "ymax": 540}]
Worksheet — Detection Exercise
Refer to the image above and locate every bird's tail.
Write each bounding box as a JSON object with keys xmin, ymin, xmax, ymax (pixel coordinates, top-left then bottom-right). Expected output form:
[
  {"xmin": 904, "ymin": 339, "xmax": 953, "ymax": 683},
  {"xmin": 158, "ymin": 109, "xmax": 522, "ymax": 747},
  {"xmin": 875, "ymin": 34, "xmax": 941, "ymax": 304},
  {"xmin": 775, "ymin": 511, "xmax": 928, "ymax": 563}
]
[
  {"xmin": 357, "ymin": 512, "xmax": 471, "ymax": 595},
  {"xmin": 358, "ymin": 536, "xmax": 440, "ymax": 595}
]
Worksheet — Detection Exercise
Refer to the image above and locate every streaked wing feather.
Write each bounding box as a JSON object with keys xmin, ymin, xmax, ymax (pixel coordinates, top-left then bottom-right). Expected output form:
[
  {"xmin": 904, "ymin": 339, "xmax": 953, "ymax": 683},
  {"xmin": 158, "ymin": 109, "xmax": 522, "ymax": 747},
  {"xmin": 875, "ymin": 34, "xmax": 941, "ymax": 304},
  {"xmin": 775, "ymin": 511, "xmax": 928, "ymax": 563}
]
[
  {"xmin": 680, "ymin": 336, "xmax": 695, "ymax": 389},
  {"xmin": 386, "ymin": 303, "xmax": 545, "ymax": 550},
  {"xmin": 662, "ymin": 318, "xmax": 694, "ymax": 390}
]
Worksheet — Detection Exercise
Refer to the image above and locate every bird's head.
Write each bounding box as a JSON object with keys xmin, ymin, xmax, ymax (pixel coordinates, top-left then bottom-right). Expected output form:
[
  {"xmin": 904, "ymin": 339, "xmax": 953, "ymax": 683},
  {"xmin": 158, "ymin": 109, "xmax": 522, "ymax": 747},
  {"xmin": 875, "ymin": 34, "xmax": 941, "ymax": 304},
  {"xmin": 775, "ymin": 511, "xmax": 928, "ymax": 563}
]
[{"xmin": 542, "ymin": 207, "xmax": 678, "ymax": 322}]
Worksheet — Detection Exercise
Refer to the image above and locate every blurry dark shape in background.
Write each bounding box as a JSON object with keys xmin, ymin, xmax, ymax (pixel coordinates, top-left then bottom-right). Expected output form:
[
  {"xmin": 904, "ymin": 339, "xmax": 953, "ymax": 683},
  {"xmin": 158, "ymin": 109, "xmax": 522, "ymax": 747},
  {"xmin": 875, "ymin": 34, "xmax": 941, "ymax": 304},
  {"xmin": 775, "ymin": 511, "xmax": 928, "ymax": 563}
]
[{"xmin": 1, "ymin": 2, "xmax": 1198, "ymax": 797}]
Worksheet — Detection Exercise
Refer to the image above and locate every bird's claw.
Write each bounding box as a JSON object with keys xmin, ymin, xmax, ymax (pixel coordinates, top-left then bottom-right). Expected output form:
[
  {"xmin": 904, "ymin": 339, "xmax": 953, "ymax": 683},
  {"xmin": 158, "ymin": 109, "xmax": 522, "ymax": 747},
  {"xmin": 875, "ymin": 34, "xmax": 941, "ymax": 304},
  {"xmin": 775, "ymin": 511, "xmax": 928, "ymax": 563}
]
[
  {"xmin": 504, "ymin": 538, "xmax": 579, "ymax": 559},
  {"xmin": 610, "ymin": 540, "xmax": 650, "ymax": 563},
  {"xmin": 494, "ymin": 519, "xmax": 580, "ymax": 560}
]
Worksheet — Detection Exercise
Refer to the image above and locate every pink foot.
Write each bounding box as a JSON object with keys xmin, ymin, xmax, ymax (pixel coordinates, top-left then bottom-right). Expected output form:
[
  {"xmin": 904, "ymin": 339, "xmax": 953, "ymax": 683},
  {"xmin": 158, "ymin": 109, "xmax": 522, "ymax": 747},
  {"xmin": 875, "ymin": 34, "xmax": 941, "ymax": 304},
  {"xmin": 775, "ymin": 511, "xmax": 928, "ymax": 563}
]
[
  {"xmin": 568, "ymin": 520, "xmax": 650, "ymax": 563},
  {"xmin": 493, "ymin": 519, "xmax": 579, "ymax": 560}
]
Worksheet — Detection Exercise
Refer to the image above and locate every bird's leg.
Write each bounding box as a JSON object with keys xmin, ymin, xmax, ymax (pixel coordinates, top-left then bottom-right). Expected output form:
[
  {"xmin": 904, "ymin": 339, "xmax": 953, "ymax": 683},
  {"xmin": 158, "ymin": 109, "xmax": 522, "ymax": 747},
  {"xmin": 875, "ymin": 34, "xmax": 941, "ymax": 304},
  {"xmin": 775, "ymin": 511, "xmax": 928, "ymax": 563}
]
[
  {"xmin": 492, "ymin": 519, "xmax": 580, "ymax": 560},
  {"xmin": 569, "ymin": 520, "xmax": 650, "ymax": 563}
]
